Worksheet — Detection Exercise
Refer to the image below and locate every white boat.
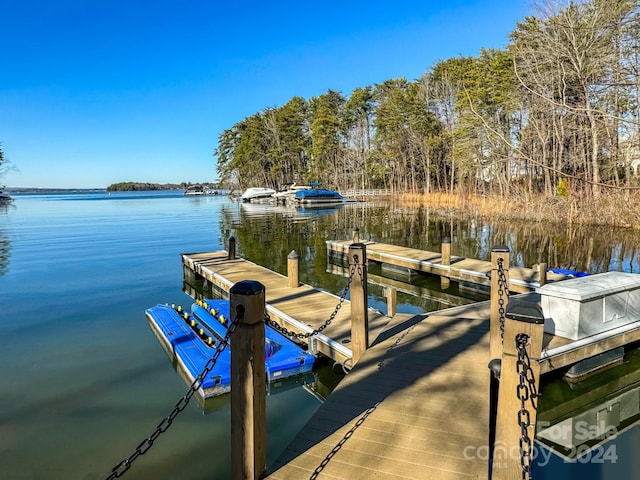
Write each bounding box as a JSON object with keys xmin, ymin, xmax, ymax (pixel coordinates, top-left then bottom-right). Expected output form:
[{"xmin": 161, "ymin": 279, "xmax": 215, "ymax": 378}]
[
  {"xmin": 273, "ymin": 183, "xmax": 311, "ymax": 203},
  {"xmin": 0, "ymin": 189, "xmax": 11, "ymax": 201},
  {"xmin": 240, "ymin": 187, "xmax": 276, "ymax": 202},
  {"xmin": 184, "ymin": 186, "xmax": 204, "ymax": 195}
]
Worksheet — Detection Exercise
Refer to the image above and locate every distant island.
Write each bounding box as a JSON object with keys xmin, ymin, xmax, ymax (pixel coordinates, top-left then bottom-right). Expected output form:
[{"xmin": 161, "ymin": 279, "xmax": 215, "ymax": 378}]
[{"xmin": 107, "ymin": 182, "xmax": 181, "ymax": 191}]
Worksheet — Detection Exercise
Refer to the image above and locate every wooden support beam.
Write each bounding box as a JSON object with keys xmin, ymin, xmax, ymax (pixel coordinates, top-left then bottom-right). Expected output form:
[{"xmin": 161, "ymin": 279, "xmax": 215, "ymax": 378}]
[
  {"xmin": 230, "ymin": 281, "xmax": 266, "ymax": 480},
  {"xmin": 441, "ymin": 237, "xmax": 451, "ymax": 289},
  {"xmin": 492, "ymin": 301, "xmax": 545, "ymax": 480},
  {"xmin": 349, "ymin": 243, "xmax": 369, "ymax": 365},
  {"xmin": 490, "ymin": 246, "xmax": 510, "ymax": 361}
]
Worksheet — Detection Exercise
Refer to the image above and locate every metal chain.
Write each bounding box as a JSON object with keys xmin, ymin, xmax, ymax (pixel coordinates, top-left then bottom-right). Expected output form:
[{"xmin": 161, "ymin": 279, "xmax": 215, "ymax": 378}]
[
  {"xmin": 105, "ymin": 307, "xmax": 242, "ymax": 480},
  {"xmin": 265, "ymin": 257, "xmax": 358, "ymax": 339},
  {"xmin": 515, "ymin": 333, "xmax": 538, "ymax": 480},
  {"xmin": 309, "ymin": 401, "xmax": 380, "ymax": 480},
  {"xmin": 497, "ymin": 257, "xmax": 508, "ymax": 341}
]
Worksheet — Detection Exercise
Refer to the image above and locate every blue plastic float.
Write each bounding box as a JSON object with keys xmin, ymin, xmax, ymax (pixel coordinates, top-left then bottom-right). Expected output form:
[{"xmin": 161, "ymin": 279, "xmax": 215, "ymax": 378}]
[
  {"xmin": 145, "ymin": 299, "xmax": 315, "ymax": 398},
  {"xmin": 547, "ymin": 268, "xmax": 590, "ymax": 278}
]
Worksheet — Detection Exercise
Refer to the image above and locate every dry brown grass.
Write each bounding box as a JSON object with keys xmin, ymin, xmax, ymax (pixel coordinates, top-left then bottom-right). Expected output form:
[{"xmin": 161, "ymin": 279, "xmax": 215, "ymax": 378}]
[{"xmin": 398, "ymin": 190, "xmax": 640, "ymax": 229}]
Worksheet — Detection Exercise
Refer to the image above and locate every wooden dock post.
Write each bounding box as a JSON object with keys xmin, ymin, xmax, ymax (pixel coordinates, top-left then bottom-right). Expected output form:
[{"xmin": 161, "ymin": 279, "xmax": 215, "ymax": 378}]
[
  {"xmin": 352, "ymin": 227, "xmax": 360, "ymax": 243},
  {"xmin": 385, "ymin": 286, "xmax": 397, "ymax": 317},
  {"xmin": 538, "ymin": 262, "xmax": 547, "ymax": 286},
  {"xmin": 490, "ymin": 246, "xmax": 510, "ymax": 360},
  {"xmin": 228, "ymin": 236, "xmax": 236, "ymax": 260},
  {"xmin": 230, "ymin": 280, "xmax": 266, "ymax": 480},
  {"xmin": 491, "ymin": 301, "xmax": 544, "ymax": 480},
  {"xmin": 183, "ymin": 263, "xmax": 196, "ymax": 286},
  {"xmin": 441, "ymin": 237, "xmax": 451, "ymax": 289},
  {"xmin": 287, "ymin": 250, "xmax": 299, "ymax": 288},
  {"xmin": 349, "ymin": 243, "xmax": 369, "ymax": 364}
]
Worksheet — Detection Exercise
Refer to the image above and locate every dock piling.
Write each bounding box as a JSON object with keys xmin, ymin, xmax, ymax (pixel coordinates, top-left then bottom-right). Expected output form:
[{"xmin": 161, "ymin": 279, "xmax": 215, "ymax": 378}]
[
  {"xmin": 230, "ymin": 280, "xmax": 266, "ymax": 480},
  {"xmin": 490, "ymin": 246, "xmax": 510, "ymax": 360},
  {"xmin": 352, "ymin": 227, "xmax": 360, "ymax": 243},
  {"xmin": 228, "ymin": 236, "xmax": 236, "ymax": 260},
  {"xmin": 441, "ymin": 237, "xmax": 451, "ymax": 289},
  {"xmin": 491, "ymin": 301, "xmax": 544, "ymax": 480},
  {"xmin": 538, "ymin": 262, "xmax": 547, "ymax": 286},
  {"xmin": 385, "ymin": 286, "xmax": 397, "ymax": 317},
  {"xmin": 287, "ymin": 250, "xmax": 299, "ymax": 288},
  {"xmin": 349, "ymin": 243, "xmax": 369, "ymax": 364}
]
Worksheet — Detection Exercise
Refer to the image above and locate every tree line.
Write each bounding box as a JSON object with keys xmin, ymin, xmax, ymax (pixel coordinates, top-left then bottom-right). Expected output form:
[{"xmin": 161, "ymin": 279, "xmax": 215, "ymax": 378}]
[{"xmin": 214, "ymin": 0, "xmax": 640, "ymax": 199}]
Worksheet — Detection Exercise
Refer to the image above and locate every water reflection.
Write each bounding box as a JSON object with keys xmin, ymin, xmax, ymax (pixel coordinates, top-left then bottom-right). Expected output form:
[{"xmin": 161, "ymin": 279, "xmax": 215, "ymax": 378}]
[
  {"xmin": 195, "ymin": 367, "xmax": 339, "ymax": 415},
  {"xmin": 537, "ymin": 347, "xmax": 640, "ymax": 462},
  {"xmin": 219, "ymin": 201, "xmax": 640, "ymax": 298},
  {"xmin": 327, "ymin": 260, "xmax": 483, "ymax": 315}
]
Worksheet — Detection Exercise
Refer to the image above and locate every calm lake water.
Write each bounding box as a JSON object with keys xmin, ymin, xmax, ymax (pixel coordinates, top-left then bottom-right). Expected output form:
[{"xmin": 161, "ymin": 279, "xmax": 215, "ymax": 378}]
[{"xmin": 0, "ymin": 191, "xmax": 639, "ymax": 479}]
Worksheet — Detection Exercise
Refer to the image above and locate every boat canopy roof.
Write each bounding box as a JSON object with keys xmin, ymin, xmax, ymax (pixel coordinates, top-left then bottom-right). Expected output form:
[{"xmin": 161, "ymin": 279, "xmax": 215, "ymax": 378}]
[{"xmin": 295, "ymin": 189, "xmax": 342, "ymax": 199}]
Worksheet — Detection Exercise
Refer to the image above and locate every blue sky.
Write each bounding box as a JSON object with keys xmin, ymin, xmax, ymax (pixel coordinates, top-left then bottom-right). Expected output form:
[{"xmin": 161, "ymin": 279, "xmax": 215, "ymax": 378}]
[{"xmin": 1, "ymin": 0, "xmax": 530, "ymax": 189}]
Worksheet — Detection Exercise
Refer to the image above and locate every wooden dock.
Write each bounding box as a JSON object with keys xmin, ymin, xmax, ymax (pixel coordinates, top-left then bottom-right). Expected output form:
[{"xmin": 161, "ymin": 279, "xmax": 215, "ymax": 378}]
[
  {"xmin": 327, "ymin": 240, "xmax": 570, "ymax": 294},
  {"xmin": 182, "ymin": 251, "xmax": 414, "ymax": 364},
  {"xmin": 182, "ymin": 248, "xmax": 640, "ymax": 480},
  {"xmin": 264, "ymin": 295, "xmax": 640, "ymax": 480}
]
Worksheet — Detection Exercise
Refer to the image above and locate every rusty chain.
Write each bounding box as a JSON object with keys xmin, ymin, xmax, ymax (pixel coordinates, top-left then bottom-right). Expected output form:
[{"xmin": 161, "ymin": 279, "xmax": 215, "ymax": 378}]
[
  {"xmin": 105, "ymin": 306, "xmax": 242, "ymax": 479},
  {"xmin": 265, "ymin": 256, "xmax": 359, "ymax": 339},
  {"xmin": 515, "ymin": 333, "xmax": 539, "ymax": 480}
]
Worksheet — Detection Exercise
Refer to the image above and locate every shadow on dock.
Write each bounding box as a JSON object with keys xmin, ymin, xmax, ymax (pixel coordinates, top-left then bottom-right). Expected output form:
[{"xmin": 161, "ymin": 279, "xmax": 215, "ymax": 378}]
[{"xmin": 267, "ymin": 302, "xmax": 492, "ymax": 479}]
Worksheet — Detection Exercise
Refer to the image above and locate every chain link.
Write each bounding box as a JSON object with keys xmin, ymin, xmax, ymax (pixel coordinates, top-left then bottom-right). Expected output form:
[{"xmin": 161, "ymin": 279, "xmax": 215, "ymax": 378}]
[
  {"xmin": 497, "ymin": 257, "xmax": 508, "ymax": 341},
  {"xmin": 515, "ymin": 333, "xmax": 539, "ymax": 480},
  {"xmin": 310, "ymin": 402, "xmax": 379, "ymax": 479},
  {"xmin": 265, "ymin": 257, "xmax": 359, "ymax": 339},
  {"xmin": 105, "ymin": 307, "xmax": 242, "ymax": 480}
]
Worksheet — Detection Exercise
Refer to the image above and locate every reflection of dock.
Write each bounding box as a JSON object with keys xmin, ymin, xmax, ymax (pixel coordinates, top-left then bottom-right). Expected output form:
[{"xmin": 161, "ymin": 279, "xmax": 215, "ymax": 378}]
[
  {"xmin": 537, "ymin": 349, "xmax": 640, "ymax": 460},
  {"xmin": 327, "ymin": 263, "xmax": 475, "ymax": 308},
  {"xmin": 327, "ymin": 240, "xmax": 571, "ymax": 294},
  {"xmin": 239, "ymin": 201, "xmax": 344, "ymax": 220}
]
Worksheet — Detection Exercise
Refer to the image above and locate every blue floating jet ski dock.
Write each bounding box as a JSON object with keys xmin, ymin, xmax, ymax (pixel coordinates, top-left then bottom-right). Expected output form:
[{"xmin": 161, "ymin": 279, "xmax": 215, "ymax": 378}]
[{"xmin": 145, "ymin": 299, "xmax": 315, "ymax": 399}]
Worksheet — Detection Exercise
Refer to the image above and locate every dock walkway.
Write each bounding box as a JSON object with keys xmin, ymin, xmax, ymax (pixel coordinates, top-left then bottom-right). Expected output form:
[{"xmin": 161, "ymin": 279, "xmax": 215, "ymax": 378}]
[
  {"xmin": 327, "ymin": 240, "xmax": 568, "ymax": 294},
  {"xmin": 182, "ymin": 251, "xmax": 414, "ymax": 363},
  {"xmin": 266, "ymin": 303, "xmax": 492, "ymax": 480},
  {"xmin": 182, "ymin": 249, "xmax": 640, "ymax": 479},
  {"xmin": 265, "ymin": 296, "xmax": 640, "ymax": 479}
]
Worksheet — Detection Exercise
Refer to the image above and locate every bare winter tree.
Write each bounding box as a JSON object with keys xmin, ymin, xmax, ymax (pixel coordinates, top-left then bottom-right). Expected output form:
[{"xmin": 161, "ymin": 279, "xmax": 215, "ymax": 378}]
[{"xmin": 511, "ymin": 0, "xmax": 640, "ymax": 195}]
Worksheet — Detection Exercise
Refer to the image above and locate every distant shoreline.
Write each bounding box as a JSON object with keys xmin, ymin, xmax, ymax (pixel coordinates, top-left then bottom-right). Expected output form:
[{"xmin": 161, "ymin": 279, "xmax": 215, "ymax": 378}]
[{"xmin": 5, "ymin": 187, "xmax": 107, "ymax": 193}]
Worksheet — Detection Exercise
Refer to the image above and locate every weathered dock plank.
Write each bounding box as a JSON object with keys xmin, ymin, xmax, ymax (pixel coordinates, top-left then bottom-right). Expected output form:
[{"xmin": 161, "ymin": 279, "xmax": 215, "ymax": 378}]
[{"xmin": 327, "ymin": 240, "xmax": 568, "ymax": 294}]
